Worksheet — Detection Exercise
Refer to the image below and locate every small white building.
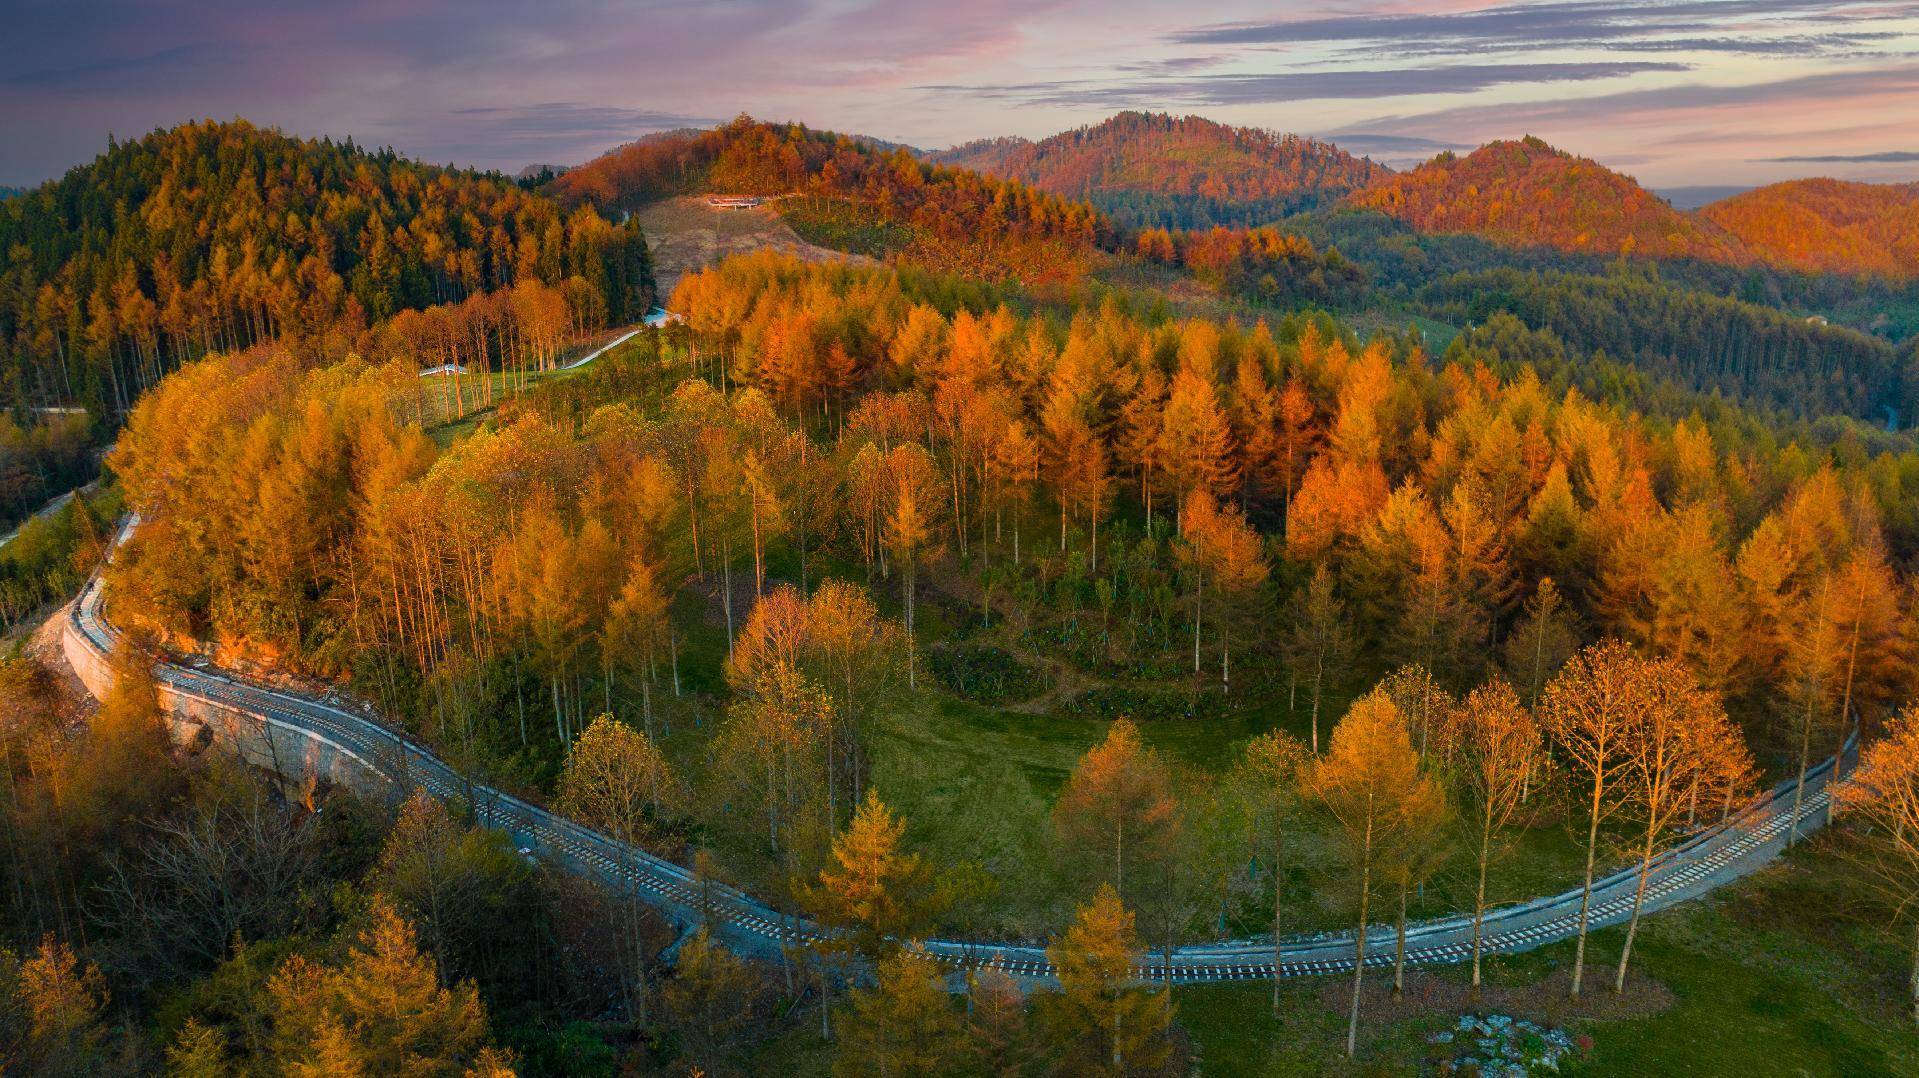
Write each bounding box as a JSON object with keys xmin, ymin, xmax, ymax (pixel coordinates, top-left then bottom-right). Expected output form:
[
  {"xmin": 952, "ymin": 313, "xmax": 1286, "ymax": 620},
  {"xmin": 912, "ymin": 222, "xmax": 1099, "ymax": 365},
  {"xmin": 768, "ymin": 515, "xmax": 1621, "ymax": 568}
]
[
  {"xmin": 706, "ymin": 195, "xmax": 764, "ymax": 210},
  {"xmin": 418, "ymin": 363, "xmax": 467, "ymax": 377}
]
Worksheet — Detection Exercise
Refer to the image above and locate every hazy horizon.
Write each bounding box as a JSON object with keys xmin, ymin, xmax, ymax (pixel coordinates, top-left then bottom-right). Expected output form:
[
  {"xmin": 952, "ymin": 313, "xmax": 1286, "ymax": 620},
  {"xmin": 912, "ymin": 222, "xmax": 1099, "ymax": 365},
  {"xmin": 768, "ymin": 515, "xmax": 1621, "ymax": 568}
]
[{"xmin": 5, "ymin": 0, "xmax": 1919, "ymax": 189}]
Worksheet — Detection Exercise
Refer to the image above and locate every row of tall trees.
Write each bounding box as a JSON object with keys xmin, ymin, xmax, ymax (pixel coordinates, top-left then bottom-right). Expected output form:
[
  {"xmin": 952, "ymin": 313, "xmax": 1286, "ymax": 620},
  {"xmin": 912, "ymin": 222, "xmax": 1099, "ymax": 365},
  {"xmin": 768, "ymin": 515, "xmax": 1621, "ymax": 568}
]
[{"xmin": 668, "ymin": 254, "xmax": 1918, "ymax": 717}]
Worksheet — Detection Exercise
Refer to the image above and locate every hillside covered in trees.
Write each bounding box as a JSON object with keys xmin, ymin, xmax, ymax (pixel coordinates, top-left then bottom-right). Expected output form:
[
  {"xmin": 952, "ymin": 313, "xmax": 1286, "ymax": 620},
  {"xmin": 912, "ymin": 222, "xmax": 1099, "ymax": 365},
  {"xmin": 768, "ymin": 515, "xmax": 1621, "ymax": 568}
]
[
  {"xmin": 548, "ymin": 116, "xmax": 1113, "ymax": 284},
  {"xmin": 929, "ymin": 112, "xmax": 1390, "ymax": 230},
  {"xmin": 18, "ymin": 224, "xmax": 1919, "ymax": 1069},
  {"xmin": 1342, "ymin": 137, "xmax": 1919, "ymax": 289},
  {"xmin": 1700, "ymin": 178, "xmax": 1919, "ymax": 278},
  {"xmin": 1345, "ymin": 137, "xmax": 1752, "ymax": 263},
  {"xmin": 0, "ymin": 119, "xmax": 655, "ymax": 417},
  {"xmin": 1422, "ymin": 266, "xmax": 1914, "ymax": 422}
]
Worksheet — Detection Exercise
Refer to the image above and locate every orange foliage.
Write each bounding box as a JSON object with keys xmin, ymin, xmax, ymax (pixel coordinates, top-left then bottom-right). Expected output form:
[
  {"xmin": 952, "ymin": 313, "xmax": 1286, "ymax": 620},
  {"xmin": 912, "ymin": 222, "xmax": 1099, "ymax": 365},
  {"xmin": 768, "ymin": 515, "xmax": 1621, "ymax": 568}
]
[
  {"xmin": 932, "ymin": 111, "xmax": 1386, "ymax": 207},
  {"xmin": 553, "ymin": 116, "xmax": 1112, "ymax": 285},
  {"xmin": 1702, "ymin": 178, "xmax": 1919, "ymax": 278},
  {"xmin": 1053, "ymin": 719, "xmax": 1180, "ymax": 898},
  {"xmin": 1347, "ymin": 137, "xmax": 1749, "ymax": 263}
]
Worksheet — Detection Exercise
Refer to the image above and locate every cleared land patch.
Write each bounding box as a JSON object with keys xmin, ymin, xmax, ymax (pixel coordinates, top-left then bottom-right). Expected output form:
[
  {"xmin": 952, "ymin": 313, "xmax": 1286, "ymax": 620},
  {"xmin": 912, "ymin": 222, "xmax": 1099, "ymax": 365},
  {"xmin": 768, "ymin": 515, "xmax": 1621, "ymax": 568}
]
[{"xmin": 638, "ymin": 195, "xmax": 874, "ymax": 298}]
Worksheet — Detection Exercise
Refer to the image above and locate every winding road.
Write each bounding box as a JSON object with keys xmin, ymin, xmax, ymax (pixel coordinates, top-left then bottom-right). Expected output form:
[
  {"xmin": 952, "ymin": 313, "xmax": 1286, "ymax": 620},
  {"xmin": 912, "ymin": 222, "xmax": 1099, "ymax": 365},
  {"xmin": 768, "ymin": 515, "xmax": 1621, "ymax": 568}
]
[
  {"xmin": 560, "ymin": 325, "xmax": 644, "ymax": 370},
  {"xmin": 64, "ymin": 553, "xmax": 1852, "ymax": 984}
]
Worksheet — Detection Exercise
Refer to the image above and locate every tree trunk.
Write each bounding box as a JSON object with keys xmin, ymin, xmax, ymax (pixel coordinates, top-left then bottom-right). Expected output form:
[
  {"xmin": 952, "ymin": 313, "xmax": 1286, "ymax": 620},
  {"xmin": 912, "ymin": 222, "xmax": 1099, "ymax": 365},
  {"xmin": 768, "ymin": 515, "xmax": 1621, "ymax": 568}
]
[
  {"xmin": 1571, "ymin": 769, "xmax": 1604, "ymax": 998},
  {"xmin": 1392, "ymin": 879, "xmax": 1408, "ymax": 999},
  {"xmin": 1614, "ymin": 827, "xmax": 1658, "ymax": 994},
  {"xmin": 904, "ymin": 560, "xmax": 917, "ymax": 690},
  {"xmin": 1272, "ymin": 821, "xmax": 1286, "ymax": 1017},
  {"xmin": 1310, "ymin": 651, "xmax": 1325, "ymax": 754},
  {"xmin": 1192, "ymin": 578, "xmax": 1204, "ymax": 675},
  {"xmin": 820, "ymin": 958, "xmax": 832, "ymax": 1040},
  {"xmin": 1831, "ymin": 597, "xmax": 1865, "ymax": 827},
  {"xmin": 1472, "ymin": 822, "xmax": 1491, "ymax": 993},
  {"xmin": 1347, "ymin": 848, "xmax": 1372, "ymax": 1058},
  {"xmin": 721, "ymin": 550, "xmax": 735, "ymax": 660},
  {"xmin": 1789, "ymin": 687, "xmax": 1817, "ymax": 846},
  {"xmin": 1910, "ymin": 919, "xmax": 1919, "ymax": 1026}
]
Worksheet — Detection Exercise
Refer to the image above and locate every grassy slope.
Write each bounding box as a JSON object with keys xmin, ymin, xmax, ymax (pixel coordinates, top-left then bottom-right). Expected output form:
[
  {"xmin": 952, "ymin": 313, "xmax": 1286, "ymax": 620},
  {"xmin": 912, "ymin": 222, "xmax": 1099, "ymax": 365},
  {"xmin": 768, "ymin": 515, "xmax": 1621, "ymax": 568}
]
[
  {"xmin": 777, "ymin": 196, "xmax": 915, "ymax": 259},
  {"xmin": 1177, "ymin": 838, "xmax": 1919, "ymax": 1075},
  {"xmin": 739, "ymin": 838, "xmax": 1919, "ymax": 1075}
]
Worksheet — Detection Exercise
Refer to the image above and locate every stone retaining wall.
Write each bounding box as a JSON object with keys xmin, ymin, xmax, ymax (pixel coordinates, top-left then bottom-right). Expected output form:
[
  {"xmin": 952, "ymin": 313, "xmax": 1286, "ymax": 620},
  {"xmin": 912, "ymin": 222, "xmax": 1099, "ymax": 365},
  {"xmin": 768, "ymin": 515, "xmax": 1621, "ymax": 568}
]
[{"xmin": 61, "ymin": 601, "xmax": 394, "ymax": 800}]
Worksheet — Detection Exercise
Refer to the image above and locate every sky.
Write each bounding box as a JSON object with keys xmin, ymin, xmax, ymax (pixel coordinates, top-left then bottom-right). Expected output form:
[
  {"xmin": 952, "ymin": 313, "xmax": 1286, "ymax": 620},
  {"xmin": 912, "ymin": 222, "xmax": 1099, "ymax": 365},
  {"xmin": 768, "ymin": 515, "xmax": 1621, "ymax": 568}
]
[{"xmin": 5, "ymin": 0, "xmax": 1919, "ymax": 189}]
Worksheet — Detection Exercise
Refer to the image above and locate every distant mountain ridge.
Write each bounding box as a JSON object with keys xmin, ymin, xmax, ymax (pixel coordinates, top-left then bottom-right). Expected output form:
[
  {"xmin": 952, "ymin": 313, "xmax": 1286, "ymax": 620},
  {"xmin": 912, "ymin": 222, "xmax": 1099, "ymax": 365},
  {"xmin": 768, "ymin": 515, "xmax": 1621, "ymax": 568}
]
[
  {"xmin": 930, "ymin": 111, "xmax": 1390, "ymax": 229},
  {"xmin": 1344, "ymin": 136, "xmax": 1751, "ymax": 263},
  {"xmin": 1657, "ymin": 185, "xmax": 1753, "ymax": 211},
  {"xmin": 1344, "ymin": 137, "xmax": 1919, "ymax": 280},
  {"xmin": 1700, "ymin": 178, "xmax": 1919, "ymax": 278}
]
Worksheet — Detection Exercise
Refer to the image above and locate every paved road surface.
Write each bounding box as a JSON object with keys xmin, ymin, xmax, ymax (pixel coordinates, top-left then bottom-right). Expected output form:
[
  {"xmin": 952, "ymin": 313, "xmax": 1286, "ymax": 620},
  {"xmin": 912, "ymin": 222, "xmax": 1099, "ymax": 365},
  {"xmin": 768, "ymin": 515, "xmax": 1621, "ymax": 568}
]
[
  {"xmin": 560, "ymin": 326, "xmax": 643, "ymax": 370},
  {"xmin": 0, "ymin": 484, "xmax": 91, "ymax": 552},
  {"xmin": 66, "ymin": 558, "xmax": 1852, "ymax": 983}
]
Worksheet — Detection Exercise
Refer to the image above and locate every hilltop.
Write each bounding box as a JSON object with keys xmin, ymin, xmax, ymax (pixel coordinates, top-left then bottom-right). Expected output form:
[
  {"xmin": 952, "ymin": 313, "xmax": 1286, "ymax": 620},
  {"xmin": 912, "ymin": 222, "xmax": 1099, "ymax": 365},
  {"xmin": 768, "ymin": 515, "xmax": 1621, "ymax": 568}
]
[
  {"xmin": 931, "ymin": 111, "xmax": 1389, "ymax": 229},
  {"xmin": 548, "ymin": 116, "xmax": 1113, "ymax": 284},
  {"xmin": 1701, "ymin": 178, "xmax": 1919, "ymax": 277},
  {"xmin": 1344, "ymin": 136, "xmax": 1751, "ymax": 263}
]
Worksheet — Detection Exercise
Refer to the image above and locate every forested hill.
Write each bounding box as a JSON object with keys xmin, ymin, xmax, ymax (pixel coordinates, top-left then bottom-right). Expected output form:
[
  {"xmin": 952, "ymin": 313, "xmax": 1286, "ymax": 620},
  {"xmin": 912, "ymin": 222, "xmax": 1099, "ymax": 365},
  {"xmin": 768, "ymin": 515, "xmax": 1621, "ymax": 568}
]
[
  {"xmin": 1700, "ymin": 178, "xmax": 1919, "ymax": 278},
  {"xmin": 548, "ymin": 115, "xmax": 1114, "ymax": 282},
  {"xmin": 929, "ymin": 112, "xmax": 1391, "ymax": 230},
  {"xmin": 0, "ymin": 119, "xmax": 654, "ymax": 417},
  {"xmin": 1424, "ymin": 267, "xmax": 1913, "ymax": 423},
  {"xmin": 1345, "ymin": 137, "xmax": 1752, "ymax": 263}
]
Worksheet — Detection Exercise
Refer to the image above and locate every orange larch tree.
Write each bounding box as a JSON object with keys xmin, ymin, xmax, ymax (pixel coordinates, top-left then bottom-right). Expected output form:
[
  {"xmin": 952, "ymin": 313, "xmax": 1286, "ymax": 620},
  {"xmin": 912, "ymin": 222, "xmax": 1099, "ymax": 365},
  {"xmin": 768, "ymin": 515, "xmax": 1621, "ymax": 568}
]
[
  {"xmin": 1178, "ymin": 491, "xmax": 1269, "ymax": 689},
  {"xmin": 1053, "ymin": 718, "xmax": 1180, "ymax": 902},
  {"xmin": 1286, "ymin": 564, "xmax": 1353, "ymax": 753},
  {"xmin": 1442, "ymin": 679, "xmax": 1551, "ymax": 991},
  {"xmin": 1233, "ymin": 730, "xmax": 1312, "ymax": 1017},
  {"xmin": 1610, "ymin": 662, "xmax": 1752, "ymax": 993},
  {"xmin": 801, "ymin": 789, "xmax": 943, "ymax": 1039},
  {"xmin": 1539, "ymin": 639, "xmax": 1647, "ymax": 998},
  {"xmin": 1306, "ymin": 690, "xmax": 1447, "ymax": 1058},
  {"xmin": 1836, "ymin": 706, "xmax": 1919, "ymax": 1025},
  {"xmin": 1036, "ymin": 884, "xmax": 1174, "ymax": 1075},
  {"xmin": 1157, "ymin": 362, "xmax": 1238, "ymax": 519}
]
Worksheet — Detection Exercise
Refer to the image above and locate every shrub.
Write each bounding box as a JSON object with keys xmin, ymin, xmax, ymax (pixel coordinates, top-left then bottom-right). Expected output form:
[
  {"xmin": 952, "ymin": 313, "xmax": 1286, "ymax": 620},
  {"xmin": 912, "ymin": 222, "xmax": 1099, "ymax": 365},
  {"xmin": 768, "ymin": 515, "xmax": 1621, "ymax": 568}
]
[{"xmin": 926, "ymin": 643, "xmax": 1044, "ymax": 704}]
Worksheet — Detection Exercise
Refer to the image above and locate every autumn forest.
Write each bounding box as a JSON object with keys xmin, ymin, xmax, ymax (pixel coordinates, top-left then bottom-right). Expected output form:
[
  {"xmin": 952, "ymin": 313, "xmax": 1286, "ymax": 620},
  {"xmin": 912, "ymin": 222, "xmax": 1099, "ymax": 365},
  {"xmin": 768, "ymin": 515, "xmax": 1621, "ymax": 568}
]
[{"xmin": 6, "ymin": 102, "xmax": 1919, "ymax": 1078}]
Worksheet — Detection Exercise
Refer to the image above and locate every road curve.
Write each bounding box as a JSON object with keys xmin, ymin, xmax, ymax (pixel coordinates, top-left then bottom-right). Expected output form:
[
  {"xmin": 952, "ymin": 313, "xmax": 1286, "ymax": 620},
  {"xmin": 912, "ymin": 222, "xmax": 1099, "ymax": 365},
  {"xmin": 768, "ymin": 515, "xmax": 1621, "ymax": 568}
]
[{"xmin": 65, "ymin": 551, "xmax": 1852, "ymax": 984}]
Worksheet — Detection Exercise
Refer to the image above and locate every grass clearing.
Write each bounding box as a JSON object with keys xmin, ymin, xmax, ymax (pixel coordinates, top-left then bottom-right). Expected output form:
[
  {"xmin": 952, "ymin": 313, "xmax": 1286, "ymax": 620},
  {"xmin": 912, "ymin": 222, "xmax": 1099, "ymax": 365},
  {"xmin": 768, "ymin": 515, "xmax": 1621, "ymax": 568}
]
[
  {"xmin": 637, "ymin": 195, "xmax": 875, "ymax": 298},
  {"xmin": 1172, "ymin": 838, "xmax": 1919, "ymax": 1075},
  {"xmin": 778, "ymin": 196, "xmax": 916, "ymax": 259},
  {"xmin": 1344, "ymin": 308, "xmax": 1462, "ymax": 352}
]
